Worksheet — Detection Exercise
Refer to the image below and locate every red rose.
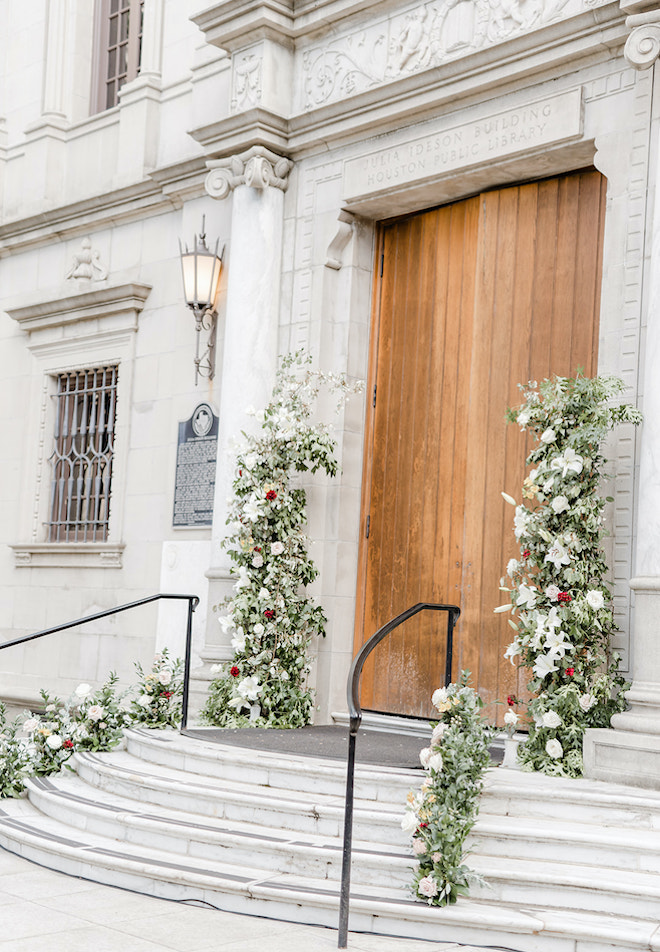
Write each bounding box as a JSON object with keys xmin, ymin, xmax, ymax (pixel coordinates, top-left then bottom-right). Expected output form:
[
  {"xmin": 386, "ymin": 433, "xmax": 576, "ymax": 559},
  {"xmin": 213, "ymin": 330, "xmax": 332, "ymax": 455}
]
[
  {"xmin": 162, "ymin": 691, "xmax": 172, "ymax": 699},
  {"xmin": 266, "ymin": 490, "xmax": 277, "ymax": 501},
  {"xmin": 522, "ymin": 549, "xmax": 530, "ymax": 559},
  {"xmin": 507, "ymin": 695, "xmax": 516, "ymax": 706},
  {"xmin": 264, "ymin": 609, "xmax": 275, "ymax": 620},
  {"xmin": 230, "ymin": 666, "xmax": 240, "ymax": 677},
  {"xmin": 566, "ymin": 667, "xmax": 575, "ymax": 677},
  {"xmin": 254, "ymin": 546, "xmax": 261, "ymax": 553},
  {"xmin": 558, "ymin": 591, "xmax": 571, "ymax": 603},
  {"xmin": 63, "ymin": 739, "xmax": 74, "ymax": 749}
]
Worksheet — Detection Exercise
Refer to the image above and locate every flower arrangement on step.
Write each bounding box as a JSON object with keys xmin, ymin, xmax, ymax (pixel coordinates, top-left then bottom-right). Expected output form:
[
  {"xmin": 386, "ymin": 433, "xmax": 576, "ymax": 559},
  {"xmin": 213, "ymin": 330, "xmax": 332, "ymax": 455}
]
[
  {"xmin": 202, "ymin": 351, "xmax": 362, "ymax": 730},
  {"xmin": 497, "ymin": 373, "xmax": 642, "ymax": 778},
  {"xmin": 0, "ymin": 652, "xmax": 184, "ymax": 798},
  {"xmin": 130, "ymin": 649, "xmax": 183, "ymax": 729},
  {"xmin": 402, "ymin": 674, "xmax": 491, "ymax": 906}
]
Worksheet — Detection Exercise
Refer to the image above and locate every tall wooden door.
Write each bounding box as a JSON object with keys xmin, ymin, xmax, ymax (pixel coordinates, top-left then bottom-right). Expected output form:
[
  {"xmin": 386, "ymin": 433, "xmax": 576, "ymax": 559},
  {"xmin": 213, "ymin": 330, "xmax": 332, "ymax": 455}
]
[{"xmin": 355, "ymin": 170, "xmax": 606, "ymax": 719}]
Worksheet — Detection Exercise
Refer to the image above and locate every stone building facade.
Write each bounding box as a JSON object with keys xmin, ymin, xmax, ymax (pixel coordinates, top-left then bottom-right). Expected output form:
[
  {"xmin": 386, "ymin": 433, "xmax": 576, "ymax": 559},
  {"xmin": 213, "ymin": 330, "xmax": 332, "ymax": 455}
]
[{"xmin": 1, "ymin": 0, "xmax": 660, "ymax": 784}]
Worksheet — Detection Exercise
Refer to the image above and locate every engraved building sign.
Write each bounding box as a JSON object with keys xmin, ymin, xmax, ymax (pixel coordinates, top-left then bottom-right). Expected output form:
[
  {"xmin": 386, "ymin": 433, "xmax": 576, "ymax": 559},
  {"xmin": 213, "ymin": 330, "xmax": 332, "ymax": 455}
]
[
  {"xmin": 343, "ymin": 89, "xmax": 584, "ymax": 203},
  {"xmin": 172, "ymin": 403, "xmax": 218, "ymax": 527}
]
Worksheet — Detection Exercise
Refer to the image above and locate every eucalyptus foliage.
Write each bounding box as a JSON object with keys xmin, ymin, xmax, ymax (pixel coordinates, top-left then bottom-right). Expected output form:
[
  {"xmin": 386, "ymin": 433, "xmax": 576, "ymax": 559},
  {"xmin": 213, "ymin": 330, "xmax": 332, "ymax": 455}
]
[
  {"xmin": 499, "ymin": 373, "xmax": 642, "ymax": 777},
  {"xmin": 403, "ymin": 675, "xmax": 491, "ymax": 906},
  {"xmin": 202, "ymin": 352, "xmax": 362, "ymax": 729}
]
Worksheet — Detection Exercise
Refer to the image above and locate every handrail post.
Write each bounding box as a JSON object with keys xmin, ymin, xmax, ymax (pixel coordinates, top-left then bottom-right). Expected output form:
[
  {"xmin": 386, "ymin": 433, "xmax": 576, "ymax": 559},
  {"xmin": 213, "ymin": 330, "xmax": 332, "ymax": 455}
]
[
  {"xmin": 338, "ymin": 719, "xmax": 358, "ymax": 948},
  {"xmin": 180, "ymin": 596, "xmax": 195, "ymax": 731},
  {"xmin": 338, "ymin": 602, "xmax": 460, "ymax": 948}
]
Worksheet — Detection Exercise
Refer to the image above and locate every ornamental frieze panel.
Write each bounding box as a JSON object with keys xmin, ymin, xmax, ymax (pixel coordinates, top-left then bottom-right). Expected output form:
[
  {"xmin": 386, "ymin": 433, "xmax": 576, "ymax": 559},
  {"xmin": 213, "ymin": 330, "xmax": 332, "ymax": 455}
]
[{"xmin": 300, "ymin": 0, "xmax": 610, "ymax": 111}]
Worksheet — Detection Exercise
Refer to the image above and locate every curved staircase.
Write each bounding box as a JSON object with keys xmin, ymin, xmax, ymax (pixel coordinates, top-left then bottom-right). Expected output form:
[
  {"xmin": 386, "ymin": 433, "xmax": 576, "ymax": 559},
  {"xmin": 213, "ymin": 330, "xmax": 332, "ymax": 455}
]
[{"xmin": 1, "ymin": 728, "xmax": 660, "ymax": 951}]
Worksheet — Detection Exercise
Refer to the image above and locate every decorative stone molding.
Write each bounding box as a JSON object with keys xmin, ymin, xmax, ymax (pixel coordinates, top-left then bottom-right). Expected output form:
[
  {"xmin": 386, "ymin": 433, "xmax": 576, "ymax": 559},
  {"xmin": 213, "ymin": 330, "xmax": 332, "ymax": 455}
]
[
  {"xmin": 325, "ymin": 210, "xmax": 356, "ymax": 270},
  {"xmin": 6, "ymin": 280, "xmax": 151, "ymax": 340},
  {"xmin": 10, "ymin": 543, "xmax": 125, "ymax": 569},
  {"xmin": 624, "ymin": 9, "xmax": 660, "ymax": 68},
  {"xmin": 205, "ymin": 146, "xmax": 293, "ymax": 200}
]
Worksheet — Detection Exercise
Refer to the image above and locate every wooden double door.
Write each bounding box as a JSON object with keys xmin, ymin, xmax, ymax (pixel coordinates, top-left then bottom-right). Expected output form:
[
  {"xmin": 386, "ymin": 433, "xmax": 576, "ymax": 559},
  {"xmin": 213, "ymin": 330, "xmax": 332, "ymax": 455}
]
[{"xmin": 355, "ymin": 170, "xmax": 606, "ymax": 719}]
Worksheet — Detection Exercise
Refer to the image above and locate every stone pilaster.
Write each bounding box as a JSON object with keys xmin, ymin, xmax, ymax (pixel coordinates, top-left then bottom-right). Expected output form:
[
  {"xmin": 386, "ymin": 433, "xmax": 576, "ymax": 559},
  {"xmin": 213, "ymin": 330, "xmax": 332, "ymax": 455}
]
[
  {"xmin": 584, "ymin": 7, "xmax": 660, "ymax": 786},
  {"xmin": 202, "ymin": 147, "xmax": 293, "ymax": 661}
]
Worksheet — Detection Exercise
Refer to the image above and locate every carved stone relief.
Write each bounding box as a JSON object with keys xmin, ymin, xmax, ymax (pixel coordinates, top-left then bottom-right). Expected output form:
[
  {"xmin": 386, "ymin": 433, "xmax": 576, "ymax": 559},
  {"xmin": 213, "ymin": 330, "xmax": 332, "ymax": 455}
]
[
  {"xmin": 232, "ymin": 47, "xmax": 263, "ymax": 112},
  {"xmin": 64, "ymin": 237, "xmax": 108, "ymax": 282},
  {"xmin": 300, "ymin": 0, "xmax": 608, "ymax": 110}
]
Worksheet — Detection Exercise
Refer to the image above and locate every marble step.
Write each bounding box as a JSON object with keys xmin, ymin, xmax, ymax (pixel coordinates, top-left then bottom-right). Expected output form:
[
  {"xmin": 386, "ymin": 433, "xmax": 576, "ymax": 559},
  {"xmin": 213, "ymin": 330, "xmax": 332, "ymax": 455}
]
[
  {"xmin": 73, "ymin": 749, "xmax": 410, "ymax": 844},
  {"xmin": 471, "ymin": 813, "xmax": 660, "ymax": 873},
  {"xmin": 24, "ymin": 772, "xmax": 414, "ymax": 888},
  {"xmin": 125, "ymin": 728, "xmax": 417, "ymax": 805},
  {"xmin": 1, "ymin": 797, "xmax": 658, "ymax": 952},
  {"xmin": 482, "ymin": 768, "xmax": 660, "ymax": 829},
  {"xmin": 21, "ymin": 760, "xmax": 660, "ymax": 921}
]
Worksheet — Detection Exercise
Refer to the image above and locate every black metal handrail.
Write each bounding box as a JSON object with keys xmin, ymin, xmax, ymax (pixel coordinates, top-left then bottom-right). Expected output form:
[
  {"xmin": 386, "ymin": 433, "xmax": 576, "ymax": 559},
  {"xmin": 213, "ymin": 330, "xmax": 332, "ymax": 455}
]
[
  {"xmin": 338, "ymin": 601, "xmax": 460, "ymax": 949},
  {"xmin": 0, "ymin": 593, "xmax": 200, "ymax": 730}
]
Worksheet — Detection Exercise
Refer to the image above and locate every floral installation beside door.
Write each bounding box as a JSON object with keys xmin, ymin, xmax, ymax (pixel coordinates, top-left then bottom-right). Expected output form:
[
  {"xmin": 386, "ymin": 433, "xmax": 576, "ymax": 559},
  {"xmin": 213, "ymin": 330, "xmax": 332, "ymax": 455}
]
[
  {"xmin": 202, "ymin": 351, "xmax": 363, "ymax": 729},
  {"xmin": 497, "ymin": 374, "xmax": 642, "ymax": 777}
]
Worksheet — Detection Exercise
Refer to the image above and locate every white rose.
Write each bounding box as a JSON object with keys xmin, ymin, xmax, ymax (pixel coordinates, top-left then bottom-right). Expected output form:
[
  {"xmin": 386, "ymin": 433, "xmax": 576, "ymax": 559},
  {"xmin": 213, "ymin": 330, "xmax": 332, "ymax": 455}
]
[
  {"xmin": 586, "ymin": 590, "xmax": 605, "ymax": 611},
  {"xmin": 503, "ymin": 710, "xmax": 519, "ymax": 727},
  {"xmin": 579, "ymin": 693, "xmax": 597, "ymax": 712},
  {"xmin": 87, "ymin": 705, "xmax": 104, "ymax": 722},
  {"xmin": 252, "ymin": 554, "xmax": 264, "ymax": 568},
  {"xmin": 138, "ymin": 694, "xmax": 152, "ymax": 708},
  {"xmin": 427, "ymin": 752, "xmax": 443, "ymax": 773},
  {"xmin": 542, "ymin": 710, "xmax": 561, "ymax": 729},
  {"xmin": 540, "ymin": 428, "xmax": 556, "ymax": 444},
  {"xmin": 418, "ymin": 875, "xmax": 438, "ymax": 899},
  {"xmin": 431, "ymin": 723, "xmax": 446, "ymax": 744},
  {"xmin": 545, "ymin": 738, "xmax": 563, "ymax": 759},
  {"xmin": 401, "ymin": 810, "xmax": 419, "ymax": 835},
  {"xmin": 545, "ymin": 585, "xmax": 560, "ymax": 601},
  {"xmin": 22, "ymin": 718, "xmax": 39, "ymax": 733},
  {"xmin": 253, "ymin": 623, "xmax": 265, "ymax": 636},
  {"xmin": 551, "ymin": 495, "xmax": 570, "ymax": 514},
  {"xmin": 412, "ymin": 838, "xmax": 427, "ymax": 855},
  {"xmin": 419, "ymin": 747, "xmax": 432, "ymax": 768},
  {"xmin": 46, "ymin": 734, "xmax": 63, "ymax": 750},
  {"xmin": 270, "ymin": 541, "xmax": 285, "ymax": 555},
  {"xmin": 75, "ymin": 683, "xmax": 92, "ymax": 699},
  {"xmin": 158, "ymin": 671, "xmax": 172, "ymax": 686},
  {"xmin": 506, "ymin": 559, "xmax": 519, "ymax": 578},
  {"xmin": 517, "ymin": 410, "xmax": 530, "ymax": 427},
  {"xmin": 431, "ymin": 687, "xmax": 448, "ymax": 709}
]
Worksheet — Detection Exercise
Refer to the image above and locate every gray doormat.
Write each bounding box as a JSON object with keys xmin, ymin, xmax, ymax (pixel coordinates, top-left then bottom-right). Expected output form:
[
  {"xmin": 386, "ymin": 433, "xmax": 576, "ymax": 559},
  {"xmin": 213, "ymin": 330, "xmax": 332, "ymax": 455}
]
[{"xmin": 183, "ymin": 725, "xmax": 504, "ymax": 770}]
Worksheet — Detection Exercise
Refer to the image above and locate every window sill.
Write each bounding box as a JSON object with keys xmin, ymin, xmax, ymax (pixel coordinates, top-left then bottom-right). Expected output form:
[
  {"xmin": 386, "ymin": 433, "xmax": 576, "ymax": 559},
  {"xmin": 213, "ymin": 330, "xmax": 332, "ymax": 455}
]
[{"xmin": 11, "ymin": 543, "xmax": 125, "ymax": 569}]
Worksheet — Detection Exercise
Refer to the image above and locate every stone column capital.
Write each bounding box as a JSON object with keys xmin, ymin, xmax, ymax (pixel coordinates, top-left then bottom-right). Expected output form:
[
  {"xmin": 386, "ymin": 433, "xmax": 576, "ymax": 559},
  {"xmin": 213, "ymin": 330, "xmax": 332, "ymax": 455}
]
[
  {"xmin": 624, "ymin": 7, "xmax": 660, "ymax": 69},
  {"xmin": 205, "ymin": 146, "xmax": 293, "ymax": 200}
]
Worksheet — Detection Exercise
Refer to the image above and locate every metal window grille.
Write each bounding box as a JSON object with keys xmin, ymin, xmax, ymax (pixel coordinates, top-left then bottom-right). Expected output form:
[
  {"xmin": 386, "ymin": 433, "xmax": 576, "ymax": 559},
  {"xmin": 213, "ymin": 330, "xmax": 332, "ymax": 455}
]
[
  {"xmin": 104, "ymin": 0, "xmax": 144, "ymax": 110},
  {"xmin": 47, "ymin": 367, "xmax": 118, "ymax": 542}
]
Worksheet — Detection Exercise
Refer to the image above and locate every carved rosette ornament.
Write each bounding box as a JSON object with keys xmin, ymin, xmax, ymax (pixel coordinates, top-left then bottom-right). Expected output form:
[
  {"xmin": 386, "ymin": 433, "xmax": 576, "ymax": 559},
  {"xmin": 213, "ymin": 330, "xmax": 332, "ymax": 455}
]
[
  {"xmin": 205, "ymin": 147, "xmax": 293, "ymax": 200},
  {"xmin": 624, "ymin": 9, "xmax": 660, "ymax": 69}
]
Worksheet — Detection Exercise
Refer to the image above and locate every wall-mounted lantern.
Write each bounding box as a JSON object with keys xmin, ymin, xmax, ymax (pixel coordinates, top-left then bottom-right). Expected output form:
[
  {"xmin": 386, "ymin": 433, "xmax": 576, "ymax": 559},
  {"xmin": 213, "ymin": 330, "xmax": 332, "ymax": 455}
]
[{"xmin": 178, "ymin": 216, "xmax": 224, "ymax": 385}]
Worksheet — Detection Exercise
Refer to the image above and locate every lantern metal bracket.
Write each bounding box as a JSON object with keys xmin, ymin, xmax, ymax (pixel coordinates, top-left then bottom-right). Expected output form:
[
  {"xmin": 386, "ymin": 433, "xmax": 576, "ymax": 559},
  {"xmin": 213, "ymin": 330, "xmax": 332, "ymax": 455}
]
[{"xmin": 192, "ymin": 302, "xmax": 218, "ymax": 384}]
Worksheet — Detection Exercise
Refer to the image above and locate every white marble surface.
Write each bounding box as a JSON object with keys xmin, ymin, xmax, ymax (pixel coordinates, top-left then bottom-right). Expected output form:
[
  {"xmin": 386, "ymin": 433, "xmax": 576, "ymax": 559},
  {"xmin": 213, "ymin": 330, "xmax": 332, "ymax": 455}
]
[{"xmin": 0, "ymin": 847, "xmax": 488, "ymax": 952}]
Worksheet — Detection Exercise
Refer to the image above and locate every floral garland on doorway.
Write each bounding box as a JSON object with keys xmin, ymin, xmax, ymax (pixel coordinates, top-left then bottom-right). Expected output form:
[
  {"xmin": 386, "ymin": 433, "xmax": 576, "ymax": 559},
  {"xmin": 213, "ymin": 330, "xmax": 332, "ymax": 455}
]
[
  {"xmin": 201, "ymin": 352, "xmax": 362, "ymax": 729},
  {"xmin": 498, "ymin": 373, "xmax": 642, "ymax": 777}
]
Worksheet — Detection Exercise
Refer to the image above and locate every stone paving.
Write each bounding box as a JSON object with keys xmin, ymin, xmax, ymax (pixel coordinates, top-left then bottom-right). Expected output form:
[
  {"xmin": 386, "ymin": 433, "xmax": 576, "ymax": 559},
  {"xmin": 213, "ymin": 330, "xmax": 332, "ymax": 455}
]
[{"xmin": 0, "ymin": 848, "xmax": 518, "ymax": 952}]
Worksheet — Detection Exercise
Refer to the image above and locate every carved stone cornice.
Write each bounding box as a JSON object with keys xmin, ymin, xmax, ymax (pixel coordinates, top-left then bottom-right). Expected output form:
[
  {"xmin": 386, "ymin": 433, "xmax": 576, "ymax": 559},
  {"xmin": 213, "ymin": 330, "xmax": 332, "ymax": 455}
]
[
  {"xmin": 623, "ymin": 5, "xmax": 660, "ymax": 69},
  {"xmin": 205, "ymin": 146, "xmax": 293, "ymax": 200}
]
